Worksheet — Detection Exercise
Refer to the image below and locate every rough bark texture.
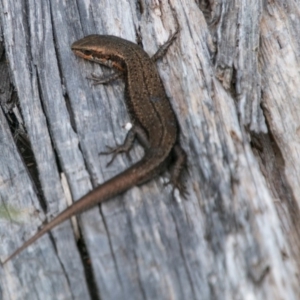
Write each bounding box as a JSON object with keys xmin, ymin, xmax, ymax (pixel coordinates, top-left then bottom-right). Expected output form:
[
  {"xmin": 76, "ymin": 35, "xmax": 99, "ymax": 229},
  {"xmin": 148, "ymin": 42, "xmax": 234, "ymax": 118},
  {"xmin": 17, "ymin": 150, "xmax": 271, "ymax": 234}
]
[{"xmin": 0, "ymin": 0, "xmax": 299, "ymax": 299}]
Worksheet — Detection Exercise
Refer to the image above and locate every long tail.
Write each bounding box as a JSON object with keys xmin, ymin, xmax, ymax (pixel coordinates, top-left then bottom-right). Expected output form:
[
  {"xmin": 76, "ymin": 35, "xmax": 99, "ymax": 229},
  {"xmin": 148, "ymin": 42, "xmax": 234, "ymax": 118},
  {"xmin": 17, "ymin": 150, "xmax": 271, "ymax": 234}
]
[{"xmin": 3, "ymin": 154, "xmax": 164, "ymax": 264}]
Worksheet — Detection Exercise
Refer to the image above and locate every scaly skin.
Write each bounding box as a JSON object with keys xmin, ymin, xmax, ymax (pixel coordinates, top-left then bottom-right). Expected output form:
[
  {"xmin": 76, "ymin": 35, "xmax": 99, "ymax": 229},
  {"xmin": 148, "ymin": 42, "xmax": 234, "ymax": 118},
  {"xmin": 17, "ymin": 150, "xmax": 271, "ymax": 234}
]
[{"xmin": 3, "ymin": 34, "xmax": 186, "ymax": 264}]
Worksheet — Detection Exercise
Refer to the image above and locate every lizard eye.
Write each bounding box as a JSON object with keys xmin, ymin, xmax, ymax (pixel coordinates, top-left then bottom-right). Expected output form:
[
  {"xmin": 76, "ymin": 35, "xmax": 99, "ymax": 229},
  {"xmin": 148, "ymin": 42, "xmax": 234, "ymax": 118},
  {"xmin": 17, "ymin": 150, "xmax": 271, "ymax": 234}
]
[{"xmin": 83, "ymin": 50, "xmax": 92, "ymax": 56}]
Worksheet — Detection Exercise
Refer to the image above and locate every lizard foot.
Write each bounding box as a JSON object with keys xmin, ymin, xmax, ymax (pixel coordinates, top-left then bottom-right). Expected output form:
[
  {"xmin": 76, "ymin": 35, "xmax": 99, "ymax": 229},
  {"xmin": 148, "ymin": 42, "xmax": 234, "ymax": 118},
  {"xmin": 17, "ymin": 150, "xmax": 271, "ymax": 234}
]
[
  {"xmin": 87, "ymin": 72, "xmax": 122, "ymax": 85},
  {"xmin": 164, "ymin": 178, "xmax": 189, "ymax": 200},
  {"xmin": 99, "ymin": 144, "xmax": 131, "ymax": 167}
]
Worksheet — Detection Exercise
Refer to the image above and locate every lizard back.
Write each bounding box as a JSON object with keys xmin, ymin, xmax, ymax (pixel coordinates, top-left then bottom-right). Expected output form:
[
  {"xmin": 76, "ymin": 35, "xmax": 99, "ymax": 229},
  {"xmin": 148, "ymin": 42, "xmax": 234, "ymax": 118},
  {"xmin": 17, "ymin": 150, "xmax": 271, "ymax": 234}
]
[{"xmin": 71, "ymin": 35, "xmax": 179, "ymax": 152}]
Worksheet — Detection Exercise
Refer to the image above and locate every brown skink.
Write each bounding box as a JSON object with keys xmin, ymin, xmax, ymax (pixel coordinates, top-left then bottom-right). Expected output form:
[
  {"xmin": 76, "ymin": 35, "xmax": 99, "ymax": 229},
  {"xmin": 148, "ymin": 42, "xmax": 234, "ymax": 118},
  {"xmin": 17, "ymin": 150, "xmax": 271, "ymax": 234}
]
[{"xmin": 3, "ymin": 33, "xmax": 186, "ymax": 264}]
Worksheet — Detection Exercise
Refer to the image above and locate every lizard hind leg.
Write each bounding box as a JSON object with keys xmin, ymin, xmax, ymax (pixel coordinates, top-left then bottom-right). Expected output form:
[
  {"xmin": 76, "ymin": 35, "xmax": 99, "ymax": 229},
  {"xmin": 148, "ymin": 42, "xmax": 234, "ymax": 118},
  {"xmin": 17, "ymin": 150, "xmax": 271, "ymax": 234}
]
[
  {"xmin": 164, "ymin": 144, "xmax": 188, "ymax": 199},
  {"xmin": 99, "ymin": 124, "xmax": 150, "ymax": 167}
]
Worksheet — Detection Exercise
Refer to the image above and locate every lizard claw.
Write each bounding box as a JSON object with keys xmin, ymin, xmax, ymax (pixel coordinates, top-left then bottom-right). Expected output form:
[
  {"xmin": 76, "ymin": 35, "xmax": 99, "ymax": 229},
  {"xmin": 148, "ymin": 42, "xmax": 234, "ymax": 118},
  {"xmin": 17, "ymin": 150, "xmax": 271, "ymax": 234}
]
[
  {"xmin": 99, "ymin": 144, "xmax": 131, "ymax": 167},
  {"xmin": 164, "ymin": 178, "xmax": 189, "ymax": 200},
  {"xmin": 99, "ymin": 145, "xmax": 119, "ymax": 167},
  {"xmin": 87, "ymin": 72, "xmax": 122, "ymax": 85}
]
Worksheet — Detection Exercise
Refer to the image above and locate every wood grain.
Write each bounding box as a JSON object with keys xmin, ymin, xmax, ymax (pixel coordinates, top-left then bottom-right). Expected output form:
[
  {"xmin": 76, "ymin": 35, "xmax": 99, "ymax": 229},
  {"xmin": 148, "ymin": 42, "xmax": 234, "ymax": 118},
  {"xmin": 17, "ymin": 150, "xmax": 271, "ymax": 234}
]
[{"xmin": 0, "ymin": 0, "xmax": 299, "ymax": 299}]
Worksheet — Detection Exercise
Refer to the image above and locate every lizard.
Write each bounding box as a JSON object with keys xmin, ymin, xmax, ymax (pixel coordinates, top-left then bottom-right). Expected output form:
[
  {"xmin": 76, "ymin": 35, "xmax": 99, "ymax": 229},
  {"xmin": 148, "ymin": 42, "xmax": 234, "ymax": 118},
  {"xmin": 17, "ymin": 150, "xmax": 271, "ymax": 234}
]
[{"xmin": 3, "ymin": 31, "xmax": 186, "ymax": 264}]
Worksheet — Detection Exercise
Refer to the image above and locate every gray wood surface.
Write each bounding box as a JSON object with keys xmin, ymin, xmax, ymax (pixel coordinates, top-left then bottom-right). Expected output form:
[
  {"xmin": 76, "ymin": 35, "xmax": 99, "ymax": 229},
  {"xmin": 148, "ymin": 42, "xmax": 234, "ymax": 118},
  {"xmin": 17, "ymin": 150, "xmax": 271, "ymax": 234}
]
[{"xmin": 0, "ymin": 0, "xmax": 299, "ymax": 299}]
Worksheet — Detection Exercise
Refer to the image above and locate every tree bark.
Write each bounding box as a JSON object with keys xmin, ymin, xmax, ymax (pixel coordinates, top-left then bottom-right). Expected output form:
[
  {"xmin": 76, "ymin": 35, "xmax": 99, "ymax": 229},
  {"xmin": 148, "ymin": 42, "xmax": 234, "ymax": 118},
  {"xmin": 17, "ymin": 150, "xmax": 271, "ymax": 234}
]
[{"xmin": 0, "ymin": 0, "xmax": 299, "ymax": 299}]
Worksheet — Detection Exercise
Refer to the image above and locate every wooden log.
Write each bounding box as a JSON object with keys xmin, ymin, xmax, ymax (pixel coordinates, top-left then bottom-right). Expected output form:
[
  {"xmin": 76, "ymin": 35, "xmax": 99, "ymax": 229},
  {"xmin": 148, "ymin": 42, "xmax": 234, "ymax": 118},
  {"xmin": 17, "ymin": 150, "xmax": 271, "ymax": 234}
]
[{"xmin": 0, "ymin": 0, "xmax": 299, "ymax": 299}]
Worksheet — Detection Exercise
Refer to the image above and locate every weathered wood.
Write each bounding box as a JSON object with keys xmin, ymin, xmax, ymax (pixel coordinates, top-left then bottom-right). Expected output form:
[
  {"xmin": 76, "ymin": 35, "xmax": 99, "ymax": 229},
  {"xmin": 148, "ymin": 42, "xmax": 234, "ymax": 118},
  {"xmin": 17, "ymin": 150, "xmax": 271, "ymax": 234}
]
[{"xmin": 0, "ymin": 0, "xmax": 299, "ymax": 299}]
